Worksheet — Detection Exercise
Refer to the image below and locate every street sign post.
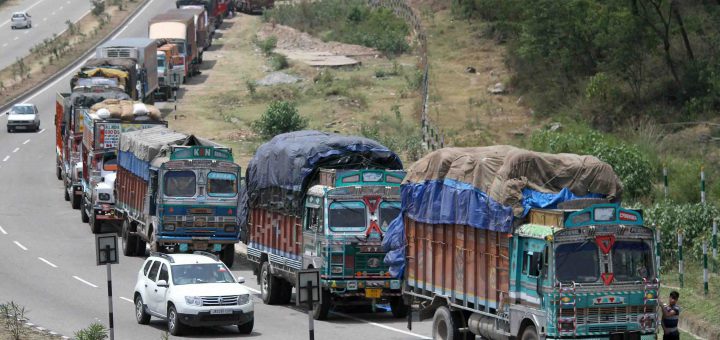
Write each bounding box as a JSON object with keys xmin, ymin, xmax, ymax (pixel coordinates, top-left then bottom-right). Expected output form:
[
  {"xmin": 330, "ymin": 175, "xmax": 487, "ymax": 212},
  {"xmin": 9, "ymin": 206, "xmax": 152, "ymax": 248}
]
[
  {"xmin": 296, "ymin": 269, "xmax": 321, "ymax": 340},
  {"xmin": 95, "ymin": 233, "xmax": 118, "ymax": 340}
]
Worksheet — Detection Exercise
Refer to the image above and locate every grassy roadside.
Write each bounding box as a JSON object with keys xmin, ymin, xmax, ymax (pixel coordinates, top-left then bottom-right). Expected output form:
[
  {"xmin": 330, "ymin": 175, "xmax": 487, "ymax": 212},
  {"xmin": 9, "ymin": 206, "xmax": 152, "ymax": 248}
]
[
  {"xmin": 169, "ymin": 14, "xmax": 423, "ymax": 168},
  {"xmin": 0, "ymin": 0, "xmax": 145, "ymax": 107}
]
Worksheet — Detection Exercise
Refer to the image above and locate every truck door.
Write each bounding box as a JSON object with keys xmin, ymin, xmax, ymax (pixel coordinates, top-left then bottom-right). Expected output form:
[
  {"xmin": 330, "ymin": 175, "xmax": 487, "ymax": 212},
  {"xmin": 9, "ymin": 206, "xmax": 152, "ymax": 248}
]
[
  {"xmin": 302, "ymin": 202, "xmax": 324, "ymax": 268},
  {"xmin": 518, "ymin": 238, "xmax": 545, "ymax": 307}
]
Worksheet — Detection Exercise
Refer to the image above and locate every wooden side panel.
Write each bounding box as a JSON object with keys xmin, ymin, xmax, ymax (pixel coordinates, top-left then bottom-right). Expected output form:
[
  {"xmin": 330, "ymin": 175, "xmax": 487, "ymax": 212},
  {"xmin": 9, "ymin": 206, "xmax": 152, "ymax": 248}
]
[
  {"xmin": 116, "ymin": 167, "xmax": 148, "ymax": 214},
  {"xmin": 405, "ymin": 217, "xmax": 510, "ymax": 312},
  {"xmin": 249, "ymin": 207, "xmax": 302, "ymax": 258}
]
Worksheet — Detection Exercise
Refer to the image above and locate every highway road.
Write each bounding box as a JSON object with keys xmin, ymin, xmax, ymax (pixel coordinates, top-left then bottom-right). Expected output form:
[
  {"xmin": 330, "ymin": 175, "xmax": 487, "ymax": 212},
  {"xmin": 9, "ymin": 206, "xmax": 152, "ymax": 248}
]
[
  {"xmin": 0, "ymin": 0, "xmax": 92, "ymax": 70},
  {"xmin": 0, "ymin": 1, "xmax": 435, "ymax": 338}
]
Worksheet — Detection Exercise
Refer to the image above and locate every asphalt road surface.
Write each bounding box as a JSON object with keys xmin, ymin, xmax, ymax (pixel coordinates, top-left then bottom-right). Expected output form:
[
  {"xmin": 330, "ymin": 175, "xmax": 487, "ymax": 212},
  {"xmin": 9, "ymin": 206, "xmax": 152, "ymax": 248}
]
[
  {"xmin": 0, "ymin": 1, "xmax": 435, "ymax": 338},
  {"xmin": 0, "ymin": 0, "xmax": 92, "ymax": 70}
]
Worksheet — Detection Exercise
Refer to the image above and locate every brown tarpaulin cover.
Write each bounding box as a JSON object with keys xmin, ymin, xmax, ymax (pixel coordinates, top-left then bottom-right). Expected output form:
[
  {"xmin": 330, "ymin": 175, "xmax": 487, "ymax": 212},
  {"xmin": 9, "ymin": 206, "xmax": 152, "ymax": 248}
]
[{"xmin": 404, "ymin": 145, "xmax": 623, "ymax": 216}]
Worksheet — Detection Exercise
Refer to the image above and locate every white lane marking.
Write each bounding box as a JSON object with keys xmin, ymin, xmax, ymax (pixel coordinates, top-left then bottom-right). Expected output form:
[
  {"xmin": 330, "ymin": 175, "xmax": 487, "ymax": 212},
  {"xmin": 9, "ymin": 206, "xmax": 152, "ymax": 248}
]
[
  {"xmin": 244, "ymin": 286, "xmax": 261, "ymax": 294},
  {"xmin": 0, "ymin": 225, "xmax": 6, "ymax": 235},
  {"xmin": 14, "ymin": 37, "xmax": 19, "ymax": 40},
  {"xmin": 43, "ymin": 18, "xmax": 48, "ymax": 21},
  {"xmin": 59, "ymin": 6, "xmax": 64, "ymax": 10},
  {"xmin": 3, "ymin": 156, "xmax": 9, "ymax": 162},
  {"xmin": 38, "ymin": 257, "xmax": 58, "ymax": 268},
  {"xmin": 21, "ymin": 0, "xmax": 157, "ymax": 104},
  {"xmin": 39, "ymin": 129, "xmax": 46, "ymax": 134},
  {"xmin": 52, "ymin": 12, "xmax": 56, "ymax": 15},
  {"xmin": 120, "ymin": 297, "xmax": 133, "ymax": 303},
  {"xmin": 23, "ymin": 139, "xmax": 30, "ymax": 145},
  {"xmin": 12, "ymin": 148, "xmax": 19, "ymax": 153},
  {"xmin": 24, "ymin": 31, "xmax": 29, "ymax": 34},
  {"xmin": 73, "ymin": 276, "xmax": 98, "ymax": 288},
  {"xmin": 333, "ymin": 312, "xmax": 432, "ymax": 339},
  {"xmin": 1, "ymin": 43, "xmax": 6, "ymax": 47},
  {"xmin": 14, "ymin": 241, "xmax": 28, "ymax": 251},
  {"xmin": 0, "ymin": 0, "xmax": 49, "ymax": 27}
]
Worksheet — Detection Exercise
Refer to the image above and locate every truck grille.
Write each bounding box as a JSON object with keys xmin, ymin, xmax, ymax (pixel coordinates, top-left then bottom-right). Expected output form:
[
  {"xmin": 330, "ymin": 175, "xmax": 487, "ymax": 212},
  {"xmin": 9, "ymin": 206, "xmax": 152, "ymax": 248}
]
[
  {"xmin": 354, "ymin": 253, "xmax": 387, "ymax": 275},
  {"xmin": 560, "ymin": 306, "xmax": 644, "ymax": 324},
  {"xmin": 104, "ymin": 48, "xmax": 132, "ymax": 58},
  {"xmin": 202, "ymin": 295, "xmax": 239, "ymax": 306},
  {"xmin": 189, "ymin": 208, "xmax": 214, "ymax": 215}
]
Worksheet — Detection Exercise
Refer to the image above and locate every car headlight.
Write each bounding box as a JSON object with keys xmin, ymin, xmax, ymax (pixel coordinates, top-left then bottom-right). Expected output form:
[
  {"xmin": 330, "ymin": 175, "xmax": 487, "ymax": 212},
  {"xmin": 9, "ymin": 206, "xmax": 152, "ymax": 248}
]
[
  {"xmin": 238, "ymin": 294, "xmax": 250, "ymax": 305},
  {"xmin": 185, "ymin": 296, "xmax": 203, "ymax": 306},
  {"xmin": 98, "ymin": 193, "xmax": 111, "ymax": 201}
]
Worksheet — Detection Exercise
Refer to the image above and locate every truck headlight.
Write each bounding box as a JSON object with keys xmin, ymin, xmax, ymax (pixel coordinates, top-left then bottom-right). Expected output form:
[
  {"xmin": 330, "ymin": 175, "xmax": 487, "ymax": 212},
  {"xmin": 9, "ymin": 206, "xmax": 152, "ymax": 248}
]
[
  {"xmin": 164, "ymin": 223, "xmax": 175, "ymax": 231},
  {"xmin": 224, "ymin": 225, "xmax": 236, "ymax": 232},
  {"xmin": 238, "ymin": 294, "xmax": 250, "ymax": 305},
  {"xmin": 98, "ymin": 193, "xmax": 111, "ymax": 201},
  {"xmin": 185, "ymin": 296, "xmax": 203, "ymax": 306}
]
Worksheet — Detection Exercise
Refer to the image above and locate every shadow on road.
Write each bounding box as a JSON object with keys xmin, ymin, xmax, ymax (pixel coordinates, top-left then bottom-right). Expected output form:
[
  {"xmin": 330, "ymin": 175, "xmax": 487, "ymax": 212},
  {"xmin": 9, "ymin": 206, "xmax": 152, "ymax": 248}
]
[{"xmin": 145, "ymin": 320, "xmax": 262, "ymax": 338}]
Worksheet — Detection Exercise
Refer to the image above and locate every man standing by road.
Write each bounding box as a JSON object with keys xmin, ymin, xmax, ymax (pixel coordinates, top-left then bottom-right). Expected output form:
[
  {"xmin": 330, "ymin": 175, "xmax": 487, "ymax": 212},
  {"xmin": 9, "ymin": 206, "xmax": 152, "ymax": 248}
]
[{"xmin": 660, "ymin": 291, "xmax": 681, "ymax": 340}]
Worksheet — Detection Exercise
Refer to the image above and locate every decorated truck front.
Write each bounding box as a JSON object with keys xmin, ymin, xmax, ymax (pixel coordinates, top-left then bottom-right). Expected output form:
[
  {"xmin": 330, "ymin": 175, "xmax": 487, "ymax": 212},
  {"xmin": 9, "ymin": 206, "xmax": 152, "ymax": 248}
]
[
  {"xmin": 116, "ymin": 126, "xmax": 242, "ymax": 267},
  {"xmin": 244, "ymin": 130, "xmax": 407, "ymax": 320}
]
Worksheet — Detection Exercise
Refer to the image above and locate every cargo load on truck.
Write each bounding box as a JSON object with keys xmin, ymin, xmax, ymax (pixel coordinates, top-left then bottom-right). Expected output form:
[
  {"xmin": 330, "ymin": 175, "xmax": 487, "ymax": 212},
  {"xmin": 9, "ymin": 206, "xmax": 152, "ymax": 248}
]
[
  {"xmin": 149, "ymin": 10, "xmax": 199, "ymax": 78},
  {"xmin": 117, "ymin": 126, "xmax": 242, "ymax": 267},
  {"xmin": 80, "ymin": 99, "xmax": 166, "ymax": 233},
  {"xmin": 245, "ymin": 130, "xmax": 408, "ymax": 320},
  {"xmin": 96, "ymin": 38, "xmax": 159, "ymax": 103},
  {"xmin": 74, "ymin": 58, "xmax": 140, "ymax": 100},
  {"xmin": 386, "ymin": 146, "xmax": 660, "ymax": 340}
]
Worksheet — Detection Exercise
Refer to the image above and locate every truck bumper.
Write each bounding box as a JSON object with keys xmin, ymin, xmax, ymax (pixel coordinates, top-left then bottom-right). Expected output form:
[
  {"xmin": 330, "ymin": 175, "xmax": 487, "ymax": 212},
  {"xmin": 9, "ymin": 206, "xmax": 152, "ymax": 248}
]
[
  {"xmin": 324, "ymin": 279, "xmax": 403, "ymax": 300},
  {"xmin": 72, "ymin": 185, "xmax": 82, "ymax": 195},
  {"xmin": 545, "ymin": 334, "xmax": 656, "ymax": 340}
]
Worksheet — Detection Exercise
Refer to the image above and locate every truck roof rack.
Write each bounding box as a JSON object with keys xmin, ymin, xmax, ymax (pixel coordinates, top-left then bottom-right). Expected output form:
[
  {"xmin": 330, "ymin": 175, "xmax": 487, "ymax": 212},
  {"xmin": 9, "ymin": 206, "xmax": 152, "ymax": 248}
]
[
  {"xmin": 150, "ymin": 252, "xmax": 175, "ymax": 263},
  {"xmin": 193, "ymin": 251, "xmax": 219, "ymax": 261}
]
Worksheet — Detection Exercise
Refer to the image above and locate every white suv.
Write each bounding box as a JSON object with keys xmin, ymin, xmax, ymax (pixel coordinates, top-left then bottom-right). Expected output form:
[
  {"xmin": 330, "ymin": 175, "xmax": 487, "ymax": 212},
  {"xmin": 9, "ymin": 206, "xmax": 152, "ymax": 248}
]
[{"xmin": 133, "ymin": 252, "xmax": 254, "ymax": 335}]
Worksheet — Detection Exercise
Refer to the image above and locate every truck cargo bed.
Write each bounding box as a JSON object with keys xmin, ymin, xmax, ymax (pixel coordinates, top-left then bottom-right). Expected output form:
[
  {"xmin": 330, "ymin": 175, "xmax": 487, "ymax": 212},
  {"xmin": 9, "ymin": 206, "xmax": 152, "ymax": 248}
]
[
  {"xmin": 248, "ymin": 207, "xmax": 302, "ymax": 264},
  {"xmin": 116, "ymin": 166, "xmax": 148, "ymax": 215},
  {"xmin": 406, "ymin": 217, "xmax": 510, "ymax": 313}
]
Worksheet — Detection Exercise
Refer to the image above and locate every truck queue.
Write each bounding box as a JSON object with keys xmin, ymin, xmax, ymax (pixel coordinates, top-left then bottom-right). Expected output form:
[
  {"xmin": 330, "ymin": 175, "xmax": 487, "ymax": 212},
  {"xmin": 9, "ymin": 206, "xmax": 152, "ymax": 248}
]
[{"xmin": 47, "ymin": 3, "xmax": 660, "ymax": 339}]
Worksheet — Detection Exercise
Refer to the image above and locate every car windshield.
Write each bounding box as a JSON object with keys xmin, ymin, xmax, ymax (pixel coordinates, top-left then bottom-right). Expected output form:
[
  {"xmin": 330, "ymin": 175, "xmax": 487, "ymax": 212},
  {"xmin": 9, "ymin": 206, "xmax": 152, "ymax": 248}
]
[
  {"xmin": 12, "ymin": 105, "xmax": 35, "ymax": 114},
  {"xmin": 612, "ymin": 240, "xmax": 654, "ymax": 281},
  {"xmin": 555, "ymin": 241, "xmax": 600, "ymax": 283},
  {"xmin": 172, "ymin": 263, "xmax": 235, "ymax": 285},
  {"xmin": 328, "ymin": 201, "xmax": 366, "ymax": 232},
  {"xmin": 207, "ymin": 172, "xmax": 237, "ymax": 197},
  {"xmin": 164, "ymin": 170, "xmax": 196, "ymax": 197},
  {"xmin": 12, "ymin": 14, "xmax": 24, "ymax": 19},
  {"xmin": 379, "ymin": 201, "xmax": 401, "ymax": 231}
]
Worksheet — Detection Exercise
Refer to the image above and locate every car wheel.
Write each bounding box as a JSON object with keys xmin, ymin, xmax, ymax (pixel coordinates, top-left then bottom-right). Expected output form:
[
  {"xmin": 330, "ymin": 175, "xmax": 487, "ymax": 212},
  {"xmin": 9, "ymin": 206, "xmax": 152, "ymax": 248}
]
[
  {"xmin": 237, "ymin": 318, "xmax": 253, "ymax": 334},
  {"xmin": 7, "ymin": 126, "xmax": 12, "ymax": 133},
  {"xmin": 167, "ymin": 305, "xmax": 185, "ymax": 336},
  {"xmin": 134, "ymin": 296, "xmax": 151, "ymax": 324}
]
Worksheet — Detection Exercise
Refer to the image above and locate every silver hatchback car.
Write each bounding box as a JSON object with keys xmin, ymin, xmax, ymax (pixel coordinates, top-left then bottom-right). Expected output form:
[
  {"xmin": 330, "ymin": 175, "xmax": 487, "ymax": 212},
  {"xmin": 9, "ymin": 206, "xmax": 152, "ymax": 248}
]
[{"xmin": 10, "ymin": 12, "xmax": 32, "ymax": 29}]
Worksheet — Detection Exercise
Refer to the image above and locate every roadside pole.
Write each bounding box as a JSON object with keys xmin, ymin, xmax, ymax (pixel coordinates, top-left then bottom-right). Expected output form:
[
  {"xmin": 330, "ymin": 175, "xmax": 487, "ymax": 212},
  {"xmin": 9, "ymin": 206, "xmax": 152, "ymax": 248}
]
[
  {"xmin": 678, "ymin": 232, "xmax": 684, "ymax": 289},
  {"xmin": 95, "ymin": 234, "xmax": 119, "ymax": 340},
  {"xmin": 701, "ymin": 165, "xmax": 706, "ymax": 204},
  {"xmin": 663, "ymin": 166, "xmax": 668, "ymax": 198},
  {"xmin": 703, "ymin": 242, "xmax": 709, "ymax": 295},
  {"xmin": 654, "ymin": 226, "xmax": 661, "ymax": 274},
  {"xmin": 296, "ymin": 269, "xmax": 320, "ymax": 340},
  {"xmin": 713, "ymin": 220, "xmax": 718, "ymax": 273}
]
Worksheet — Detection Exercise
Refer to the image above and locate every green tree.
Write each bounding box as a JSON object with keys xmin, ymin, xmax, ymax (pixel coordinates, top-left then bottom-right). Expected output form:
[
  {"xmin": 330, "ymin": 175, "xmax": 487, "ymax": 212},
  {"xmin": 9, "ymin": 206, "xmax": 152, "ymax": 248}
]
[{"xmin": 252, "ymin": 101, "xmax": 308, "ymax": 139}]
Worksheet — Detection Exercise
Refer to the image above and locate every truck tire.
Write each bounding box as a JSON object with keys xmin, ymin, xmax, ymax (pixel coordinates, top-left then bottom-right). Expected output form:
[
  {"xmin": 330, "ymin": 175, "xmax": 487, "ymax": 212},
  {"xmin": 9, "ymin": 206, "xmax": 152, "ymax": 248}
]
[
  {"xmin": 390, "ymin": 296, "xmax": 409, "ymax": 318},
  {"xmin": 64, "ymin": 188, "xmax": 70, "ymax": 201},
  {"xmin": 80, "ymin": 200, "xmax": 89, "ymax": 223},
  {"xmin": 136, "ymin": 236, "xmax": 147, "ymax": 256},
  {"xmin": 260, "ymin": 262, "xmax": 283, "ymax": 305},
  {"xmin": 90, "ymin": 214, "xmax": 101, "ymax": 234},
  {"xmin": 71, "ymin": 194, "xmax": 81, "ymax": 209},
  {"xmin": 278, "ymin": 280, "xmax": 292, "ymax": 304},
  {"xmin": 56, "ymin": 166, "xmax": 62, "ymax": 180},
  {"xmin": 432, "ymin": 306, "xmax": 461, "ymax": 340},
  {"xmin": 312, "ymin": 289, "xmax": 331, "ymax": 320},
  {"xmin": 221, "ymin": 244, "xmax": 235, "ymax": 268},
  {"xmin": 520, "ymin": 325, "xmax": 538, "ymax": 340},
  {"xmin": 122, "ymin": 220, "xmax": 138, "ymax": 256}
]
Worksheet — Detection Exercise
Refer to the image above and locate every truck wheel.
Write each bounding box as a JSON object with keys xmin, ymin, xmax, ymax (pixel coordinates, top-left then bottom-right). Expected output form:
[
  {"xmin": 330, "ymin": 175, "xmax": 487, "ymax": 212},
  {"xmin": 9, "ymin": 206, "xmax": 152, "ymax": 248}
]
[
  {"xmin": 122, "ymin": 220, "xmax": 138, "ymax": 256},
  {"xmin": 312, "ymin": 289, "xmax": 331, "ymax": 320},
  {"xmin": 56, "ymin": 166, "xmax": 62, "ymax": 180},
  {"xmin": 80, "ymin": 200, "xmax": 89, "ymax": 223},
  {"xmin": 221, "ymin": 244, "xmax": 235, "ymax": 268},
  {"xmin": 520, "ymin": 325, "xmax": 538, "ymax": 340},
  {"xmin": 276, "ymin": 280, "xmax": 292, "ymax": 305},
  {"xmin": 64, "ymin": 188, "xmax": 70, "ymax": 201},
  {"xmin": 260, "ymin": 262, "xmax": 282, "ymax": 305},
  {"xmin": 71, "ymin": 194, "xmax": 81, "ymax": 209},
  {"xmin": 432, "ymin": 306, "xmax": 461, "ymax": 340},
  {"xmin": 390, "ymin": 296, "xmax": 409, "ymax": 318},
  {"xmin": 136, "ymin": 235, "xmax": 147, "ymax": 256},
  {"xmin": 90, "ymin": 214, "xmax": 102, "ymax": 234}
]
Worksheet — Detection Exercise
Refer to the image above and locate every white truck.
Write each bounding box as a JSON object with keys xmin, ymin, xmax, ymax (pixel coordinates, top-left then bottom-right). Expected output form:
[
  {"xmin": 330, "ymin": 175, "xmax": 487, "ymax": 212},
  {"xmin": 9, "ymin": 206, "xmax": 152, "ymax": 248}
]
[{"xmin": 96, "ymin": 38, "xmax": 159, "ymax": 103}]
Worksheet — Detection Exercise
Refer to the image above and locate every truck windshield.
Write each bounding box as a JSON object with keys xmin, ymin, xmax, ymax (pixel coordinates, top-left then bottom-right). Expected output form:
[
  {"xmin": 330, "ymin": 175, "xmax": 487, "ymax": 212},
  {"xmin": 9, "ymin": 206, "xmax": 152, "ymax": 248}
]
[
  {"xmin": 157, "ymin": 57, "xmax": 166, "ymax": 68},
  {"xmin": 171, "ymin": 263, "xmax": 235, "ymax": 285},
  {"xmin": 328, "ymin": 201, "xmax": 366, "ymax": 232},
  {"xmin": 164, "ymin": 171, "xmax": 196, "ymax": 197},
  {"xmin": 612, "ymin": 240, "xmax": 654, "ymax": 281},
  {"xmin": 555, "ymin": 241, "xmax": 599, "ymax": 283},
  {"xmin": 379, "ymin": 201, "xmax": 401, "ymax": 230},
  {"xmin": 207, "ymin": 172, "xmax": 237, "ymax": 197}
]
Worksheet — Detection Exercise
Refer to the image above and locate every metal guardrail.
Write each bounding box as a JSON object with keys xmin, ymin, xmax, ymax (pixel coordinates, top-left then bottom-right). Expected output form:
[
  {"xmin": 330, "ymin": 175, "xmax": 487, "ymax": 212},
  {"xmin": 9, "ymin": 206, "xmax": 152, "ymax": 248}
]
[{"xmin": 368, "ymin": 0, "xmax": 444, "ymax": 151}]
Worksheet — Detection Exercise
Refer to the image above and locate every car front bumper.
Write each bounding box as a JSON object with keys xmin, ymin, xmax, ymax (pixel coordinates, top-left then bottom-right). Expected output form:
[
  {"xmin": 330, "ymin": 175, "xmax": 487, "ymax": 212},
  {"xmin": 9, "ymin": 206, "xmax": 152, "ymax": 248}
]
[
  {"xmin": 178, "ymin": 310, "xmax": 253, "ymax": 327},
  {"xmin": 7, "ymin": 121, "xmax": 35, "ymax": 129}
]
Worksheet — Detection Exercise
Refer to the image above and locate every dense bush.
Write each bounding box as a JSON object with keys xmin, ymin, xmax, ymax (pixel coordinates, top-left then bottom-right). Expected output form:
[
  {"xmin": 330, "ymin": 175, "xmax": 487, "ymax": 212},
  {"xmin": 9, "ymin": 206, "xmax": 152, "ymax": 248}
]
[
  {"xmin": 265, "ymin": 0, "xmax": 410, "ymax": 55},
  {"xmin": 252, "ymin": 101, "xmax": 308, "ymax": 139},
  {"xmin": 645, "ymin": 201, "xmax": 719, "ymax": 263},
  {"xmin": 530, "ymin": 129, "xmax": 653, "ymax": 200},
  {"xmin": 74, "ymin": 322, "xmax": 108, "ymax": 340}
]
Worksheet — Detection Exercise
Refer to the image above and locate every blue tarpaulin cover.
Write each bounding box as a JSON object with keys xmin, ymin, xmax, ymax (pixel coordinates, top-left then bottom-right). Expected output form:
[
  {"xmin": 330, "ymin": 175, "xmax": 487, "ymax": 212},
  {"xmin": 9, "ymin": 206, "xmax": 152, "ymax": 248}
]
[
  {"xmin": 245, "ymin": 130, "xmax": 403, "ymax": 214},
  {"xmin": 383, "ymin": 146, "xmax": 623, "ymax": 277}
]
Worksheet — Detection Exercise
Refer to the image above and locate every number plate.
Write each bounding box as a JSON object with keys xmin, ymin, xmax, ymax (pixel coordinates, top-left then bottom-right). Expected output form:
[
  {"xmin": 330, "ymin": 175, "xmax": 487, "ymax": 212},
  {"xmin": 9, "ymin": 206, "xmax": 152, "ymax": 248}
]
[
  {"xmin": 365, "ymin": 288, "xmax": 382, "ymax": 299},
  {"xmin": 210, "ymin": 309, "xmax": 233, "ymax": 315},
  {"xmin": 15, "ymin": 126, "xmax": 26, "ymax": 130},
  {"xmin": 192, "ymin": 240, "xmax": 209, "ymax": 250}
]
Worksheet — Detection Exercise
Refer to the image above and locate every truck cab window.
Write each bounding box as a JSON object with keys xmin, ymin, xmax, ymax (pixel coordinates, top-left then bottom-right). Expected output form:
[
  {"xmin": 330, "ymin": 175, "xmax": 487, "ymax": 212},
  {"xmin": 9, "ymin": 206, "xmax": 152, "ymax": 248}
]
[
  {"xmin": 328, "ymin": 201, "xmax": 366, "ymax": 232},
  {"xmin": 556, "ymin": 242, "xmax": 600, "ymax": 283},
  {"xmin": 207, "ymin": 172, "xmax": 237, "ymax": 197},
  {"xmin": 164, "ymin": 170, "xmax": 196, "ymax": 197},
  {"xmin": 522, "ymin": 251, "xmax": 542, "ymax": 277},
  {"xmin": 612, "ymin": 240, "xmax": 654, "ymax": 281},
  {"xmin": 305, "ymin": 207, "xmax": 322, "ymax": 232},
  {"xmin": 379, "ymin": 201, "xmax": 401, "ymax": 231}
]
